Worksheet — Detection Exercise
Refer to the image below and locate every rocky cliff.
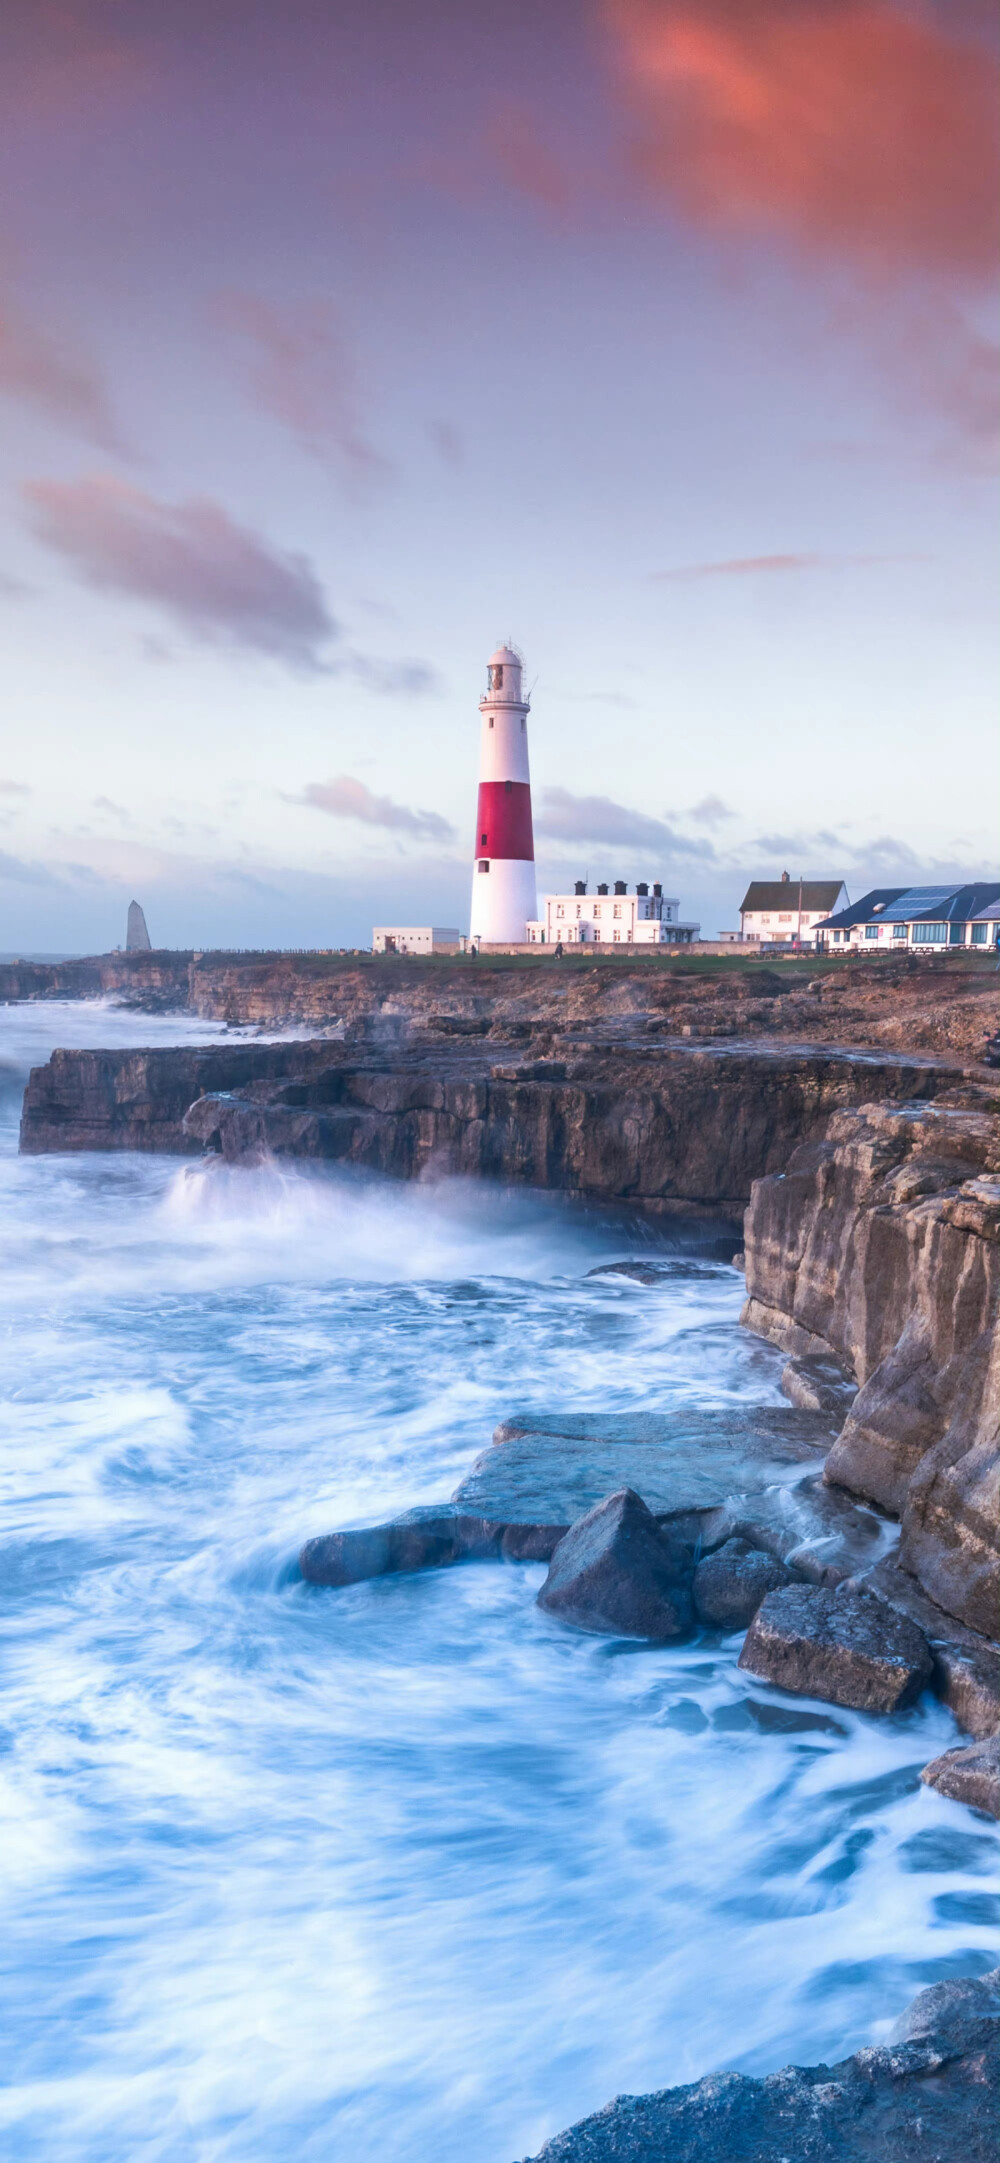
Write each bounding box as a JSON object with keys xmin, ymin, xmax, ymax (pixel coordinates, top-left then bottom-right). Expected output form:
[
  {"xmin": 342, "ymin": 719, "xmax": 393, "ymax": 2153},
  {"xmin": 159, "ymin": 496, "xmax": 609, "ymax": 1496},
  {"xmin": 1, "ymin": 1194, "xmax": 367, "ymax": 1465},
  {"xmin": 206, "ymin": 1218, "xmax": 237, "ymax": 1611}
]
[
  {"xmin": 742, "ymin": 1093, "xmax": 1000, "ymax": 1636},
  {"xmin": 4, "ymin": 947, "xmax": 1000, "ymax": 1056},
  {"xmin": 20, "ymin": 1035, "xmax": 959, "ymax": 1212}
]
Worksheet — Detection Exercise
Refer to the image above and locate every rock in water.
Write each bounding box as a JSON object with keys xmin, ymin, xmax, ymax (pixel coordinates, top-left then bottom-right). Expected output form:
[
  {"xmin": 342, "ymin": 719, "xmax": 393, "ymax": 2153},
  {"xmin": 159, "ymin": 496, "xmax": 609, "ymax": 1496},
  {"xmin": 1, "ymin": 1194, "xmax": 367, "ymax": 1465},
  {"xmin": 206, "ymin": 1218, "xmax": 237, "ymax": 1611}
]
[
  {"xmin": 921, "ymin": 1736, "xmax": 1000, "ymax": 1819},
  {"xmin": 537, "ymin": 1488, "xmax": 692, "ymax": 1640},
  {"xmin": 692, "ymin": 1539, "xmax": 795, "ymax": 1628},
  {"xmin": 889, "ymin": 1968, "xmax": 1000, "ymax": 2044},
  {"xmin": 520, "ymin": 2000, "xmax": 1000, "ymax": 2161},
  {"xmin": 126, "ymin": 900, "xmax": 151, "ymax": 952},
  {"xmin": 738, "ymin": 1582, "xmax": 933, "ymax": 1712}
]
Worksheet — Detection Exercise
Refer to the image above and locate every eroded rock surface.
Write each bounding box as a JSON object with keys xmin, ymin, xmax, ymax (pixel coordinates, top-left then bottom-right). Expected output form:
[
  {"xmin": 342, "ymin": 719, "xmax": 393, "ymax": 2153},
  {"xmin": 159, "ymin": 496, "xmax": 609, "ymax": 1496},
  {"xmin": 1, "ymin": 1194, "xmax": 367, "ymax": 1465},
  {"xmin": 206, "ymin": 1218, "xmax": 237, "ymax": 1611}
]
[
  {"xmin": 741, "ymin": 1095, "xmax": 1000, "ymax": 1636},
  {"xmin": 695, "ymin": 1470, "xmax": 889, "ymax": 1588},
  {"xmin": 692, "ymin": 1539, "xmax": 795, "ymax": 1628},
  {"xmin": 921, "ymin": 1736, "xmax": 1000, "ymax": 1818},
  {"xmin": 520, "ymin": 1986, "xmax": 1000, "ymax": 2161},
  {"xmin": 855, "ymin": 1554, "xmax": 1000, "ymax": 1737},
  {"xmin": 21, "ymin": 1033, "xmax": 956, "ymax": 1217},
  {"xmin": 738, "ymin": 1583, "xmax": 933, "ymax": 1712},
  {"xmin": 536, "ymin": 1489, "xmax": 692, "ymax": 1639}
]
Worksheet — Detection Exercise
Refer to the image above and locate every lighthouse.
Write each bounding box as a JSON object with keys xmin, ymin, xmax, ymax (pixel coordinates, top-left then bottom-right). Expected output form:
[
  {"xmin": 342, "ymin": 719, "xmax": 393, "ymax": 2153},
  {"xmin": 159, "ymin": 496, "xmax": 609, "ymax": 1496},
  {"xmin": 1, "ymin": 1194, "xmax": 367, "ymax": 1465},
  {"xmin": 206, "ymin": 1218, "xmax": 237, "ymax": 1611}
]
[{"xmin": 469, "ymin": 642, "xmax": 537, "ymax": 945}]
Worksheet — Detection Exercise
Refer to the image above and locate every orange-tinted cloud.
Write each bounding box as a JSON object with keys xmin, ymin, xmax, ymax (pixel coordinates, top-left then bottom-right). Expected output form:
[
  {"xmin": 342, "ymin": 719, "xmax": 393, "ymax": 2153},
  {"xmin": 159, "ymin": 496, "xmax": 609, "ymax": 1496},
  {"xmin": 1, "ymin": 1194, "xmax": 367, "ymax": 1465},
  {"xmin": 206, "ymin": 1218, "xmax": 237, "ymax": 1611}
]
[{"xmin": 607, "ymin": 0, "xmax": 1000, "ymax": 279}]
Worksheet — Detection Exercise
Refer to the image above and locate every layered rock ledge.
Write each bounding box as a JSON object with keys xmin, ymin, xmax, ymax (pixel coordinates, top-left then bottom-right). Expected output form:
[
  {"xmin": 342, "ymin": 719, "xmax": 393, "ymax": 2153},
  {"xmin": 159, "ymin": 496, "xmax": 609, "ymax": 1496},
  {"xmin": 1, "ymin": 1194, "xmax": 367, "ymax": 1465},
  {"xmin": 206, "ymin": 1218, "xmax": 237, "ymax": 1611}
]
[
  {"xmin": 741, "ymin": 1094, "xmax": 1000, "ymax": 1637},
  {"xmin": 20, "ymin": 1034, "xmax": 959, "ymax": 1213}
]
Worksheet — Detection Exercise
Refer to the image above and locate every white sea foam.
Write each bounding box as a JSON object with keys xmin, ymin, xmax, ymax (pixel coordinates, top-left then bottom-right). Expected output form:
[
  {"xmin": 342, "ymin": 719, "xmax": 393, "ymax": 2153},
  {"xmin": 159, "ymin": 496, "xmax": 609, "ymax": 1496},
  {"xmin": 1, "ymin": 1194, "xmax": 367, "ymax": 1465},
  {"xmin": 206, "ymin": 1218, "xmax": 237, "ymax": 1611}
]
[{"xmin": 0, "ymin": 1002, "xmax": 996, "ymax": 2162}]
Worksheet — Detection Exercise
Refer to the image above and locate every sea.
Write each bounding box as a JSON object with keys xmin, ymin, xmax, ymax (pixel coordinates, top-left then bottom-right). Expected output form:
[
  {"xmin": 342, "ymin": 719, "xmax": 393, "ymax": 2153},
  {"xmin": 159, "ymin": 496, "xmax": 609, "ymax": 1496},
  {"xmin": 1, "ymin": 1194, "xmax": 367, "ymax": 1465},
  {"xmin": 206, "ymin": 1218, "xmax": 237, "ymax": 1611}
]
[{"xmin": 0, "ymin": 1001, "xmax": 996, "ymax": 2162}]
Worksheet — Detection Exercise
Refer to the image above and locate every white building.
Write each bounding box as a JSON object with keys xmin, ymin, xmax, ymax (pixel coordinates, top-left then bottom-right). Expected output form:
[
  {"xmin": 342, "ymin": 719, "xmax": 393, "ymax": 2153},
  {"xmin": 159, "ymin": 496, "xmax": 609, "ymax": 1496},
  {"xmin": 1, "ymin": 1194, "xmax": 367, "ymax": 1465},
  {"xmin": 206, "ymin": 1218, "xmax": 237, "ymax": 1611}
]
[
  {"xmin": 739, "ymin": 874, "xmax": 849, "ymax": 945},
  {"xmin": 525, "ymin": 881, "xmax": 699, "ymax": 946},
  {"xmin": 815, "ymin": 883, "xmax": 1000, "ymax": 952},
  {"xmin": 372, "ymin": 926, "xmax": 460, "ymax": 955}
]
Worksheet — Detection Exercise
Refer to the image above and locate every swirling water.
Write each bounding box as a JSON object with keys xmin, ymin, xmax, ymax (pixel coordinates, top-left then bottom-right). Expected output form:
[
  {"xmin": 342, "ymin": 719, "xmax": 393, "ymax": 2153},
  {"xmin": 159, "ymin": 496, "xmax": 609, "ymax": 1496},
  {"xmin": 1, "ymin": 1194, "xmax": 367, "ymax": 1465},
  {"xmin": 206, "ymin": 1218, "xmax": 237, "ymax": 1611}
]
[{"xmin": 0, "ymin": 1002, "xmax": 997, "ymax": 2162}]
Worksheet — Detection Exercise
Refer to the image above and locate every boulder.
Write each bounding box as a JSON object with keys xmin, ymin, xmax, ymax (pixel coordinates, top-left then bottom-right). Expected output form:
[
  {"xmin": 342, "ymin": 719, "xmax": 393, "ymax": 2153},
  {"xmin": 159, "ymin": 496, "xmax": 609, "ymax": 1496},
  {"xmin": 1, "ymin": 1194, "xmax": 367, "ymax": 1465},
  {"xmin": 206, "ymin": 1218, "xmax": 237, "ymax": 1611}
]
[
  {"xmin": 921, "ymin": 1736, "xmax": 1000, "ymax": 1819},
  {"xmin": 692, "ymin": 1539, "xmax": 795, "ymax": 1629},
  {"xmin": 889, "ymin": 1968, "xmax": 1000, "ymax": 2046},
  {"xmin": 738, "ymin": 1582, "xmax": 933, "ymax": 1712},
  {"xmin": 521, "ymin": 1993, "xmax": 1000, "ymax": 2161},
  {"xmin": 537, "ymin": 1489, "xmax": 692, "ymax": 1640}
]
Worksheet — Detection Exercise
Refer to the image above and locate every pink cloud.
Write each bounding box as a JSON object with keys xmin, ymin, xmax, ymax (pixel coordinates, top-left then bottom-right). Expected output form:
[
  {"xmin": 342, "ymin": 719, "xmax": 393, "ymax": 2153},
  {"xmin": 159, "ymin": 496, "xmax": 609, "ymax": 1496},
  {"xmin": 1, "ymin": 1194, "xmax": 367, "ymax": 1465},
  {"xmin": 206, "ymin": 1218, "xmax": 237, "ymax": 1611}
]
[
  {"xmin": 0, "ymin": 303, "xmax": 121, "ymax": 448},
  {"xmin": 216, "ymin": 293, "xmax": 389, "ymax": 476},
  {"xmin": 24, "ymin": 473, "xmax": 335, "ymax": 670},
  {"xmin": 655, "ymin": 551, "xmax": 918, "ymax": 579},
  {"xmin": 607, "ymin": 0, "xmax": 1000, "ymax": 279}
]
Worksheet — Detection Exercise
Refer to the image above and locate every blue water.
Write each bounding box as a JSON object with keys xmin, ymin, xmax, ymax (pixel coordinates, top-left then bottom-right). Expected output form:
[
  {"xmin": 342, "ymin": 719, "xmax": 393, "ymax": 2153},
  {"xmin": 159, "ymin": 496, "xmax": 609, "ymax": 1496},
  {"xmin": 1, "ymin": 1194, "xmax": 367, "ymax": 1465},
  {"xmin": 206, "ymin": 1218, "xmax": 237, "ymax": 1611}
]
[{"xmin": 0, "ymin": 1002, "xmax": 996, "ymax": 2162}]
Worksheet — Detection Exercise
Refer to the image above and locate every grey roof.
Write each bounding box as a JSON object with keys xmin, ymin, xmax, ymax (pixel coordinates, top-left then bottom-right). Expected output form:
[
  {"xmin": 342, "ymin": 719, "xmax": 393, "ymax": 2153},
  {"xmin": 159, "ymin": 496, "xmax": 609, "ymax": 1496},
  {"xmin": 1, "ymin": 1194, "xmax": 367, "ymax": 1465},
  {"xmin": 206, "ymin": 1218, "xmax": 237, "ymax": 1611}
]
[
  {"xmin": 740, "ymin": 880, "xmax": 846, "ymax": 915},
  {"xmin": 816, "ymin": 888, "xmax": 908, "ymax": 931},
  {"xmin": 817, "ymin": 882, "xmax": 1000, "ymax": 931}
]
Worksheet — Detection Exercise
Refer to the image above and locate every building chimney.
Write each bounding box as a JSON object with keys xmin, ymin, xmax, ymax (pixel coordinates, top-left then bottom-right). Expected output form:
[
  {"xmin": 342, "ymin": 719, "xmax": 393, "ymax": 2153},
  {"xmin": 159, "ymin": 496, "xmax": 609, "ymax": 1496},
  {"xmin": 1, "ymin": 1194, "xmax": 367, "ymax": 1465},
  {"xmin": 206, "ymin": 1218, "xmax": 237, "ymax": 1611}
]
[
  {"xmin": 614, "ymin": 879, "xmax": 627, "ymax": 896},
  {"xmin": 636, "ymin": 881, "xmax": 649, "ymax": 896},
  {"xmin": 781, "ymin": 869, "xmax": 790, "ymax": 883},
  {"xmin": 574, "ymin": 879, "xmax": 587, "ymax": 895},
  {"xmin": 652, "ymin": 882, "xmax": 662, "ymax": 898}
]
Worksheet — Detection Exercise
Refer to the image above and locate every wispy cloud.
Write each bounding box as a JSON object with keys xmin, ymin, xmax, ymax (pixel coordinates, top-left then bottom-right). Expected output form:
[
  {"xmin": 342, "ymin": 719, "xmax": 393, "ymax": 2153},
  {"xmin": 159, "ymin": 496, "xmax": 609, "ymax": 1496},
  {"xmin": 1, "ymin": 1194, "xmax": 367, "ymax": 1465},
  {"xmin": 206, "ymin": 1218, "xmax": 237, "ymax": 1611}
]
[
  {"xmin": 689, "ymin": 793, "xmax": 733, "ymax": 825},
  {"xmin": 24, "ymin": 474, "xmax": 336, "ymax": 671},
  {"xmin": 0, "ymin": 848, "xmax": 60, "ymax": 886},
  {"xmin": 294, "ymin": 776, "xmax": 455, "ymax": 845},
  {"xmin": 0, "ymin": 301, "xmax": 123, "ymax": 450},
  {"xmin": 0, "ymin": 779, "xmax": 30, "ymax": 797},
  {"xmin": 341, "ymin": 654, "xmax": 443, "ymax": 698},
  {"xmin": 216, "ymin": 293, "xmax": 390, "ymax": 477},
  {"xmin": 536, "ymin": 786, "xmax": 714, "ymax": 859},
  {"xmin": 655, "ymin": 551, "xmax": 916, "ymax": 582}
]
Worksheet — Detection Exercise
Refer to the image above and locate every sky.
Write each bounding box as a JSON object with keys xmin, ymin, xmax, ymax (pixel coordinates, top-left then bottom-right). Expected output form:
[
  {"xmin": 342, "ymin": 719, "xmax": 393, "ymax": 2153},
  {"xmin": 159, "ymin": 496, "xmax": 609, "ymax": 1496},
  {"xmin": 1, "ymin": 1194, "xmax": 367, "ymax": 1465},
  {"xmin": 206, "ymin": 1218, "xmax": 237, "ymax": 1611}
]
[{"xmin": 0, "ymin": 0, "xmax": 997, "ymax": 951}]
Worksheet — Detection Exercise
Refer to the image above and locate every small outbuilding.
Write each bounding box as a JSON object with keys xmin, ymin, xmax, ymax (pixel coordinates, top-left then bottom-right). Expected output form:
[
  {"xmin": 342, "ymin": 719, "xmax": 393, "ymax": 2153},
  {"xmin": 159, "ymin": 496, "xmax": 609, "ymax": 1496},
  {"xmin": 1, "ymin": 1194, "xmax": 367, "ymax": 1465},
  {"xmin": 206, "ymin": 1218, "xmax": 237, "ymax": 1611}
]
[{"xmin": 372, "ymin": 926, "xmax": 460, "ymax": 955}]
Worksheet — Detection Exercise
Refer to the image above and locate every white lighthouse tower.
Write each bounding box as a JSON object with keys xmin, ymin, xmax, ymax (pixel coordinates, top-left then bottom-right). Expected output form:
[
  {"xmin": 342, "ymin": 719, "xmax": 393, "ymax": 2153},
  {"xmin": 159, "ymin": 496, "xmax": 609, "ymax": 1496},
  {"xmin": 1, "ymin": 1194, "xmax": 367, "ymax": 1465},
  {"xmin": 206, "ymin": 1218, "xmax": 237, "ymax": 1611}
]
[{"xmin": 469, "ymin": 642, "xmax": 537, "ymax": 945}]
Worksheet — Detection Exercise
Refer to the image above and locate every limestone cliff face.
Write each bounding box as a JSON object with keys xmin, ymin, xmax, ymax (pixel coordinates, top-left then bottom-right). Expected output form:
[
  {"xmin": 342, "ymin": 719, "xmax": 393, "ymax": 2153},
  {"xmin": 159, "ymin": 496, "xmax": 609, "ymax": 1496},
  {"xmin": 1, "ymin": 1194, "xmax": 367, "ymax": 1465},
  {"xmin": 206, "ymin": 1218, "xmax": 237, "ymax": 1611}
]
[
  {"xmin": 742, "ymin": 1096, "xmax": 1000, "ymax": 1636},
  {"xmin": 20, "ymin": 1038, "xmax": 955, "ymax": 1212}
]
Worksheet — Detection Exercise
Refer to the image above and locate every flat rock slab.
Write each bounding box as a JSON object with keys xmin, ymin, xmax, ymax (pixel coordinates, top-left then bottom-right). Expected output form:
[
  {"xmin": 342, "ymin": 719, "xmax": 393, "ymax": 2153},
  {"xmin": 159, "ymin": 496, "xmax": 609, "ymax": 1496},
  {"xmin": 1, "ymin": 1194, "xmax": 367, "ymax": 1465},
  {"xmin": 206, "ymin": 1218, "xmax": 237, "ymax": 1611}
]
[
  {"xmin": 922, "ymin": 1736, "xmax": 1000, "ymax": 1819},
  {"xmin": 739, "ymin": 1583, "xmax": 934, "ymax": 1713},
  {"xmin": 457, "ymin": 1408, "xmax": 832, "ymax": 1526},
  {"xmin": 300, "ymin": 1505, "xmax": 564, "ymax": 1587},
  {"xmin": 520, "ymin": 2021, "xmax": 1000, "ymax": 2162}
]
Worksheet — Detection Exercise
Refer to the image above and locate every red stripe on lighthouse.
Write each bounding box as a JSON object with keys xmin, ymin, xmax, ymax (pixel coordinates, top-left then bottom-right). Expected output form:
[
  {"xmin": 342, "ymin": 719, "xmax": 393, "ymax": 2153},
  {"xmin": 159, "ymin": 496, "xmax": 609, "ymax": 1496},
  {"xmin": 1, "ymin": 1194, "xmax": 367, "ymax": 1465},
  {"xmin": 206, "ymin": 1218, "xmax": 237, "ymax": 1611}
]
[{"xmin": 475, "ymin": 781, "xmax": 534, "ymax": 861}]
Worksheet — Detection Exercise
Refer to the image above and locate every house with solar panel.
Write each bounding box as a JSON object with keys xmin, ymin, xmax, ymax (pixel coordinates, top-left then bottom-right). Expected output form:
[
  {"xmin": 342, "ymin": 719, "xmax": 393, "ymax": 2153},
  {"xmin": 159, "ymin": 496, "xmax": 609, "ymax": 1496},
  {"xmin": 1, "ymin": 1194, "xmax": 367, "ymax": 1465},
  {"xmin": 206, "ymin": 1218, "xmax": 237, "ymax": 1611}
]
[{"xmin": 815, "ymin": 883, "xmax": 1000, "ymax": 953}]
